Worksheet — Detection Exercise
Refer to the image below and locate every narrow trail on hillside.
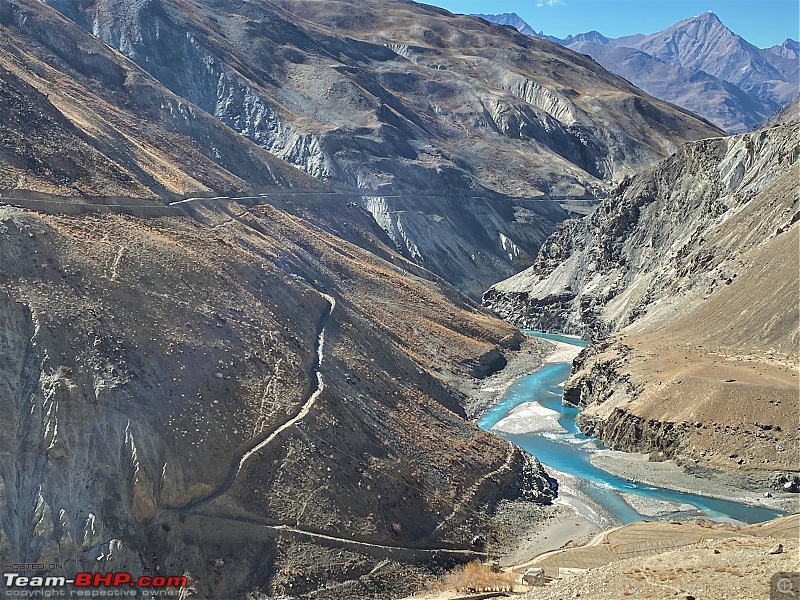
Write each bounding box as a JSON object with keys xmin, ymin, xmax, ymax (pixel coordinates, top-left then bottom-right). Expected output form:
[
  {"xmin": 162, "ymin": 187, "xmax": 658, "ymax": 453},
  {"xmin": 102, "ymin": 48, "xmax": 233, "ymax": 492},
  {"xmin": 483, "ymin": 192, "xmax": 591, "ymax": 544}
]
[
  {"xmin": 429, "ymin": 442, "xmax": 517, "ymax": 538},
  {"xmin": 236, "ymin": 293, "xmax": 335, "ymax": 474},
  {"xmin": 190, "ymin": 511, "xmax": 487, "ymax": 562},
  {"xmin": 162, "ymin": 292, "xmax": 335, "ymax": 513}
]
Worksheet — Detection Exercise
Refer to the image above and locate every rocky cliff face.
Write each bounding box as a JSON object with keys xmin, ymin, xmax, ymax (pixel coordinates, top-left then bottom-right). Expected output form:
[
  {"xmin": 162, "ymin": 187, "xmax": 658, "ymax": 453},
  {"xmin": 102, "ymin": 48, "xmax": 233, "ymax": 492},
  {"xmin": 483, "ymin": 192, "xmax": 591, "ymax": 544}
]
[
  {"xmin": 354, "ymin": 194, "xmax": 569, "ymax": 298},
  {"xmin": 486, "ymin": 123, "xmax": 799, "ymax": 478},
  {"xmin": 0, "ymin": 198, "xmax": 555, "ymax": 598},
  {"xmin": 484, "ymin": 124, "xmax": 800, "ymax": 338},
  {"xmin": 0, "ymin": 0, "xmax": 317, "ymax": 198},
  {"xmin": 0, "ymin": 0, "xmax": 721, "ymax": 300}
]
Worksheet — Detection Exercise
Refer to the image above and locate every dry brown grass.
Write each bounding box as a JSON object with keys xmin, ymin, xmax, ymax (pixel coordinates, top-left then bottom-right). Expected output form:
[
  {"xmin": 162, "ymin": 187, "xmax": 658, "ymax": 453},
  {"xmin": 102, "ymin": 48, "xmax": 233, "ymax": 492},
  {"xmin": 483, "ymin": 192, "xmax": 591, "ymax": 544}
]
[{"xmin": 431, "ymin": 560, "xmax": 517, "ymax": 593}]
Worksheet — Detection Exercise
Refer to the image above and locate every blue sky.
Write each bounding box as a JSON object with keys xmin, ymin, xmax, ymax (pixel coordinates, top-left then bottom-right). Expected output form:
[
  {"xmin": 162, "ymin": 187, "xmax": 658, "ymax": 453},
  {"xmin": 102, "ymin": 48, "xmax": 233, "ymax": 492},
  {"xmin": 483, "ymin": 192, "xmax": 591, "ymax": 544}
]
[{"xmin": 429, "ymin": 1, "xmax": 799, "ymax": 48}]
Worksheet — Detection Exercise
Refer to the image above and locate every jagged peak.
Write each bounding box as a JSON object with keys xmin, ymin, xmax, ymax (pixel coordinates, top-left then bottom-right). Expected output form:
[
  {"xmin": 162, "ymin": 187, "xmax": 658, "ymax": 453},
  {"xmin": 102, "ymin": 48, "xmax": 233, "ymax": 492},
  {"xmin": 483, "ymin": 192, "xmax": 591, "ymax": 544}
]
[
  {"xmin": 471, "ymin": 12, "xmax": 537, "ymax": 37},
  {"xmin": 694, "ymin": 10, "xmax": 721, "ymax": 21},
  {"xmin": 564, "ymin": 30, "xmax": 609, "ymax": 44},
  {"xmin": 677, "ymin": 10, "xmax": 730, "ymax": 31},
  {"xmin": 661, "ymin": 10, "xmax": 748, "ymax": 46},
  {"xmin": 477, "ymin": 12, "xmax": 521, "ymax": 19},
  {"xmin": 667, "ymin": 10, "xmax": 722, "ymax": 29},
  {"xmin": 472, "ymin": 11, "xmax": 527, "ymax": 24}
]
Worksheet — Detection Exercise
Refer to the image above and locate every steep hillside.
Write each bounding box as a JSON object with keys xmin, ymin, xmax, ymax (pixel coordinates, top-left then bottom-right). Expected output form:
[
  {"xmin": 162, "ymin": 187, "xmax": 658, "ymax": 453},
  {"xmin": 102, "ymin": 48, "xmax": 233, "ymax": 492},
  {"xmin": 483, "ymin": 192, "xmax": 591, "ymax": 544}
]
[
  {"xmin": 484, "ymin": 124, "xmax": 799, "ymax": 338},
  {"xmin": 0, "ymin": 65, "xmax": 152, "ymax": 198},
  {"xmin": 40, "ymin": 0, "xmax": 719, "ymax": 195},
  {"xmin": 0, "ymin": 0, "xmax": 314, "ymax": 197},
  {"xmin": 484, "ymin": 123, "xmax": 799, "ymax": 480},
  {"xmin": 0, "ymin": 197, "xmax": 556, "ymax": 599},
  {"xmin": 765, "ymin": 95, "xmax": 800, "ymax": 127},
  {"xmin": 0, "ymin": 0, "xmax": 722, "ymax": 297}
]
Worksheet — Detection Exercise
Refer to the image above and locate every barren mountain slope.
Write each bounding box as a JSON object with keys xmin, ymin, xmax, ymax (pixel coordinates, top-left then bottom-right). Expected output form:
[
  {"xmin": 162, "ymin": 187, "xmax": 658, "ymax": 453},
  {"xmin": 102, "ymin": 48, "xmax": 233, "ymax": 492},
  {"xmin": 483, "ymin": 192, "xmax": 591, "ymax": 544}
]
[
  {"xmin": 484, "ymin": 124, "xmax": 799, "ymax": 337},
  {"xmin": 0, "ymin": 64, "xmax": 151, "ymax": 198},
  {"xmin": 766, "ymin": 95, "xmax": 800, "ymax": 127},
  {"xmin": 1, "ymin": 0, "xmax": 724, "ymax": 298},
  {"xmin": 0, "ymin": 199, "xmax": 556, "ymax": 599},
  {"xmin": 478, "ymin": 11, "xmax": 799, "ymax": 134},
  {"xmin": 484, "ymin": 123, "xmax": 799, "ymax": 480},
  {"xmin": 0, "ymin": 0, "xmax": 316, "ymax": 197},
  {"xmin": 617, "ymin": 12, "xmax": 797, "ymax": 112},
  {"xmin": 42, "ymin": 0, "xmax": 721, "ymax": 196}
]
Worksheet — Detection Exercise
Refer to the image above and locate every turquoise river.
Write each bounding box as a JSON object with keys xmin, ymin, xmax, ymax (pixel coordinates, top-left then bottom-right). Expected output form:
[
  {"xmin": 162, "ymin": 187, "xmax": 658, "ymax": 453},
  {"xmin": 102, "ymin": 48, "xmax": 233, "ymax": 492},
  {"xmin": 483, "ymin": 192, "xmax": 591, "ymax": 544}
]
[{"xmin": 478, "ymin": 331, "xmax": 782, "ymax": 525}]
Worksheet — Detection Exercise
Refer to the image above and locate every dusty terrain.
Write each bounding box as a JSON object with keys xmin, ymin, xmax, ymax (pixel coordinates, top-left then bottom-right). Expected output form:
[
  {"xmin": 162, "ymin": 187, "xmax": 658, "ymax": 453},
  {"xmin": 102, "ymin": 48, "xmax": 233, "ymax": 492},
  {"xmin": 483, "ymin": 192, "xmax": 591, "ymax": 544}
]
[
  {"xmin": 0, "ymin": 198, "xmax": 557, "ymax": 599},
  {"xmin": 0, "ymin": 3, "xmax": 793, "ymax": 599},
  {"xmin": 410, "ymin": 516, "xmax": 799, "ymax": 600},
  {"xmin": 1, "ymin": 0, "xmax": 722, "ymax": 297},
  {"xmin": 575, "ymin": 334, "xmax": 799, "ymax": 479},
  {"xmin": 0, "ymin": 1, "xmax": 312, "ymax": 197},
  {"xmin": 521, "ymin": 516, "xmax": 800, "ymax": 600}
]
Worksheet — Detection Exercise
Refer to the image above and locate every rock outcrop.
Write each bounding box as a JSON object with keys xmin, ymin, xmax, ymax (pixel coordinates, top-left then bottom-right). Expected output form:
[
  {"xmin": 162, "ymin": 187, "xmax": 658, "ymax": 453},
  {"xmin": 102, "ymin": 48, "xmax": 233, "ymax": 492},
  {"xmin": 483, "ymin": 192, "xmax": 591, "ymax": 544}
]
[
  {"xmin": 765, "ymin": 95, "xmax": 800, "ymax": 127},
  {"xmin": 484, "ymin": 124, "xmax": 800, "ymax": 339},
  {"xmin": 486, "ymin": 123, "xmax": 800, "ymax": 479}
]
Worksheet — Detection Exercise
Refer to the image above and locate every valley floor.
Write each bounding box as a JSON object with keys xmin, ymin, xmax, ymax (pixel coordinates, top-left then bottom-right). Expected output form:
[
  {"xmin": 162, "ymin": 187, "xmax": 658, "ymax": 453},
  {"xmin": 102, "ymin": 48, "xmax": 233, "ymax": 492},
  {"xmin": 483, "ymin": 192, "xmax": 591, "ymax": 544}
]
[
  {"xmin": 414, "ymin": 336, "xmax": 799, "ymax": 599},
  {"xmin": 456, "ymin": 340, "xmax": 608, "ymax": 568},
  {"xmin": 457, "ymin": 335, "xmax": 551, "ymax": 420},
  {"xmin": 592, "ymin": 451, "xmax": 799, "ymax": 515}
]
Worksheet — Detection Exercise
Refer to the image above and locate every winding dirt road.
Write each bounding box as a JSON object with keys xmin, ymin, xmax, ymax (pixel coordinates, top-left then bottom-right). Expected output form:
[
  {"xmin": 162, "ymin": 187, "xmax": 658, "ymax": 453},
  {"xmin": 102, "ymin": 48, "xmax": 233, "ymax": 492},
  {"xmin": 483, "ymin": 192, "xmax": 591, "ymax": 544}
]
[{"xmin": 164, "ymin": 292, "xmax": 335, "ymax": 512}]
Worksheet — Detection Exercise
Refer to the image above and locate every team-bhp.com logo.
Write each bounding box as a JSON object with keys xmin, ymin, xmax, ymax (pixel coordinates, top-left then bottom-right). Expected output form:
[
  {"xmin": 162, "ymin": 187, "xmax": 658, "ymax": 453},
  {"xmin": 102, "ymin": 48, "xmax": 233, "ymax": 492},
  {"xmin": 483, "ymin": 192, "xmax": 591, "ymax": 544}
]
[{"xmin": 3, "ymin": 572, "xmax": 187, "ymax": 597}]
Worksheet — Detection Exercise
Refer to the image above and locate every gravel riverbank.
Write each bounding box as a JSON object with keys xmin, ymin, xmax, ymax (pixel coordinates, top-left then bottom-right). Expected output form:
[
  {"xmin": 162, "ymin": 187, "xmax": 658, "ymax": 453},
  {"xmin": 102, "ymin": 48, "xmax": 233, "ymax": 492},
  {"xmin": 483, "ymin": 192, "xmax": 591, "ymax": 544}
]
[
  {"xmin": 591, "ymin": 450, "xmax": 799, "ymax": 514},
  {"xmin": 461, "ymin": 336, "xmax": 554, "ymax": 419},
  {"xmin": 470, "ymin": 338, "xmax": 608, "ymax": 566}
]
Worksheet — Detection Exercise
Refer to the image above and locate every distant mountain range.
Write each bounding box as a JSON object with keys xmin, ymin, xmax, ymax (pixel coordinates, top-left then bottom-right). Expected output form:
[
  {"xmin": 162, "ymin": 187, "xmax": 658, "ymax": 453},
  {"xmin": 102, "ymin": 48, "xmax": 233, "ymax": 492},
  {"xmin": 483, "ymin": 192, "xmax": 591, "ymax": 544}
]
[{"xmin": 474, "ymin": 12, "xmax": 800, "ymax": 133}]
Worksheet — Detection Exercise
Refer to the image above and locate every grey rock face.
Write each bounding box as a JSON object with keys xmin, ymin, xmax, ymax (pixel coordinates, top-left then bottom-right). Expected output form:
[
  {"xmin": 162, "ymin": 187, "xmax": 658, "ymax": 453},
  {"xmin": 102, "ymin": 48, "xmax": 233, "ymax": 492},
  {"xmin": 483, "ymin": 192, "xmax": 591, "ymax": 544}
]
[
  {"xmin": 39, "ymin": 0, "xmax": 718, "ymax": 197},
  {"xmin": 483, "ymin": 123, "xmax": 800, "ymax": 337},
  {"xmin": 764, "ymin": 95, "xmax": 800, "ymax": 128},
  {"xmin": 358, "ymin": 194, "xmax": 569, "ymax": 298}
]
